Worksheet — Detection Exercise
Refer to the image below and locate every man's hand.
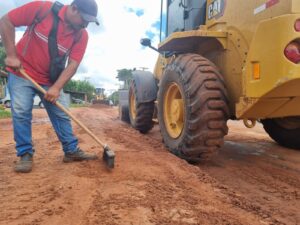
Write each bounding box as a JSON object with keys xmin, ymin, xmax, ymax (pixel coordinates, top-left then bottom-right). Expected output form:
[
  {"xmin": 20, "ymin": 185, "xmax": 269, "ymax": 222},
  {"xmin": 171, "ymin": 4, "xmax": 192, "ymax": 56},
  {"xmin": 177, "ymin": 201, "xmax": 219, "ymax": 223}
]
[
  {"xmin": 0, "ymin": 15, "xmax": 19, "ymax": 70},
  {"xmin": 5, "ymin": 56, "xmax": 21, "ymax": 70},
  {"xmin": 44, "ymin": 86, "xmax": 60, "ymax": 104},
  {"xmin": 44, "ymin": 59, "xmax": 79, "ymax": 104}
]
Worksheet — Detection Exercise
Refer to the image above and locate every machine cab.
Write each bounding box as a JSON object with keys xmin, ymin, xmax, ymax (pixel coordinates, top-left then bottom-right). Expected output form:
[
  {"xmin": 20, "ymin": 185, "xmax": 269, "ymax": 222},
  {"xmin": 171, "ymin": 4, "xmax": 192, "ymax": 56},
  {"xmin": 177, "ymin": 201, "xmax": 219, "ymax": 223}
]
[{"xmin": 162, "ymin": 0, "xmax": 207, "ymax": 40}]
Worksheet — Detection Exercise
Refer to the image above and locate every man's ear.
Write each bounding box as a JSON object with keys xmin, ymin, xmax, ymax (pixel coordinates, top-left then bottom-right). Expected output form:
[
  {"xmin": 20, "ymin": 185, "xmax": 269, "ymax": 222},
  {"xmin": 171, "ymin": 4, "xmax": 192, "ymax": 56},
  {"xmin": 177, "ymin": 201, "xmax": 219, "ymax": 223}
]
[{"xmin": 70, "ymin": 4, "xmax": 80, "ymax": 14}]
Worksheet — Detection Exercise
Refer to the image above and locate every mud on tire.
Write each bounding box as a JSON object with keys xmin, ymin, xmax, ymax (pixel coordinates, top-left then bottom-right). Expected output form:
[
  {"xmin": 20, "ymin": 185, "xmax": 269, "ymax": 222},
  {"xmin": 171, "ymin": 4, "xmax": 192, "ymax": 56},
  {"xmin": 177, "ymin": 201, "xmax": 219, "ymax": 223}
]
[{"xmin": 158, "ymin": 54, "xmax": 229, "ymax": 161}]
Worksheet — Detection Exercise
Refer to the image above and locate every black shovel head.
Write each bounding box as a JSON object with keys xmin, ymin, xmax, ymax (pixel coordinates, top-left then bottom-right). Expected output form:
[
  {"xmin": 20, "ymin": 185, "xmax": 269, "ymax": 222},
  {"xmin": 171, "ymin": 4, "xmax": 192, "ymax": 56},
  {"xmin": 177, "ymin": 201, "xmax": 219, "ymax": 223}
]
[{"xmin": 103, "ymin": 146, "xmax": 115, "ymax": 169}]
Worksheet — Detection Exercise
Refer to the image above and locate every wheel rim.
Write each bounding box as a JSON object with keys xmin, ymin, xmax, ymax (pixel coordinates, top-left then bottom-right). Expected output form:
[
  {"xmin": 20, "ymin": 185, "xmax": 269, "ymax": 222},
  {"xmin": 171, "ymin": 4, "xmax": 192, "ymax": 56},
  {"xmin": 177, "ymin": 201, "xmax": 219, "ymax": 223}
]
[
  {"xmin": 275, "ymin": 117, "xmax": 300, "ymax": 130},
  {"xmin": 163, "ymin": 82, "xmax": 184, "ymax": 138},
  {"xmin": 129, "ymin": 90, "xmax": 136, "ymax": 120}
]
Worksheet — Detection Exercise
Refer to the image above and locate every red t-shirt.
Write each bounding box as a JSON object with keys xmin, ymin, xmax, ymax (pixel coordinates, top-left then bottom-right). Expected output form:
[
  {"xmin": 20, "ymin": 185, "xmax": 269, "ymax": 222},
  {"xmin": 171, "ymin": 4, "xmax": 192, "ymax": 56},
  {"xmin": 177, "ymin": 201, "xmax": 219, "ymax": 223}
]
[{"xmin": 7, "ymin": 1, "xmax": 88, "ymax": 85}]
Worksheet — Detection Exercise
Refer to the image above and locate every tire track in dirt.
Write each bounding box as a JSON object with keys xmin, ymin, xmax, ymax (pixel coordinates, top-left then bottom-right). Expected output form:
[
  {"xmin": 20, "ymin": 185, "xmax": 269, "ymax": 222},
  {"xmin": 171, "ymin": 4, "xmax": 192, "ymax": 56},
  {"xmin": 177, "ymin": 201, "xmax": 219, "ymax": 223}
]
[
  {"xmin": 78, "ymin": 108, "xmax": 266, "ymax": 225},
  {"xmin": 96, "ymin": 108, "xmax": 300, "ymax": 225},
  {"xmin": 1, "ymin": 107, "xmax": 299, "ymax": 225},
  {"xmin": 199, "ymin": 127, "xmax": 300, "ymax": 225}
]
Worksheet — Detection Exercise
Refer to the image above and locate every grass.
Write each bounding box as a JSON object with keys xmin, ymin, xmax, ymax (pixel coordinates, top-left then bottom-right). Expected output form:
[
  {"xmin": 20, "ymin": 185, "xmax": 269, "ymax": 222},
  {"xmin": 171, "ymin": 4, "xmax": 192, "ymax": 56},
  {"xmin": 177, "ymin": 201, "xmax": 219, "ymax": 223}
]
[
  {"xmin": 70, "ymin": 103, "xmax": 90, "ymax": 108},
  {"xmin": 0, "ymin": 103, "xmax": 88, "ymax": 119},
  {"xmin": 0, "ymin": 107, "xmax": 11, "ymax": 119}
]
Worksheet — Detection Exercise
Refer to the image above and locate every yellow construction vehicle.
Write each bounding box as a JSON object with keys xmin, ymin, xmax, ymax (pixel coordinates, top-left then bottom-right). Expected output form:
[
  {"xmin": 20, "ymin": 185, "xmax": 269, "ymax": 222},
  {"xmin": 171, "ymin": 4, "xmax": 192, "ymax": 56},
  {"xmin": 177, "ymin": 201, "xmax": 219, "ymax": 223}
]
[{"xmin": 122, "ymin": 0, "xmax": 300, "ymax": 161}]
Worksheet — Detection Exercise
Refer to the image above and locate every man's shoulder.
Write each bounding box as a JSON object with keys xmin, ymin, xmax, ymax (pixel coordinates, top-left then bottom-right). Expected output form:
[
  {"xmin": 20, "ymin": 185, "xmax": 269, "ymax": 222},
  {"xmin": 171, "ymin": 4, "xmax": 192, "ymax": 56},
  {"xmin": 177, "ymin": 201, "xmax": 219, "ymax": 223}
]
[
  {"xmin": 82, "ymin": 29, "xmax": 89, "ymax": 36},
  {"xmin": 43, "ymin": 1, "xmax": 54, "ymax": 8},
  {"xmin": 23, "ymin": 1, "xmax": 53, "ymax": 9},
  {"xmin": 8, "ymin": 1, "xmax": 54, "ymax": 26},
  {"xmin": 36, "ymin": 1, "xmax": 53, "ymax": 15},
  {"xmin": 19, "ymin": 1, "xmax": 53, "ymax": 17},
  {"xmin": 76, "ymin": 29, "xmax": 89, "ymax": 42}
]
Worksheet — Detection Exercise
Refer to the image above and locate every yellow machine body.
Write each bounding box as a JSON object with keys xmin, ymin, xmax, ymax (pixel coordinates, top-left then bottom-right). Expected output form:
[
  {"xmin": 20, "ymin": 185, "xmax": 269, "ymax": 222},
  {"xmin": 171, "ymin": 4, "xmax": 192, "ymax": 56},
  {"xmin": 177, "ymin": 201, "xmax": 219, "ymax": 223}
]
[{"xmin": 155, "ymin": 0, "xmax": 300, "ymax": 120}]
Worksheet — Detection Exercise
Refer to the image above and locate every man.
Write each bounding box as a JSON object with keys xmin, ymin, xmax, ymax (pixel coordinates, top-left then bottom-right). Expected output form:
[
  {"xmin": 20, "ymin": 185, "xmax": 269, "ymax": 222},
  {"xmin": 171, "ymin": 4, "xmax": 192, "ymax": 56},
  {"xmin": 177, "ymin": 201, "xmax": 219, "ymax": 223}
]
[{"xmin": 0, "ymin": 0, "xmax": 99, "ymax": 173}]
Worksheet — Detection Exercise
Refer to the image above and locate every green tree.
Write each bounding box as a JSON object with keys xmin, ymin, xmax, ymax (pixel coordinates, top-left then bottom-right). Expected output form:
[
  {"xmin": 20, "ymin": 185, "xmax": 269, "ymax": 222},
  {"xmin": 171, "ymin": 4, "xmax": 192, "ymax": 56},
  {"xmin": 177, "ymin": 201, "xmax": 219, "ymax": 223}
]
[
  {"xmin": 0, "ymin": 46, "xmax": 7, "ymax": 97},
  {"xmin": 116, "ymin": 68, "xmax": 133, "ymax": 89},
  {"xmin": 0, "ymin": 46, "xmax": 5, "ymax": 71},
  {"xmin": 64, "ymin": 79, "xmax": 96, "ymax": 101}
]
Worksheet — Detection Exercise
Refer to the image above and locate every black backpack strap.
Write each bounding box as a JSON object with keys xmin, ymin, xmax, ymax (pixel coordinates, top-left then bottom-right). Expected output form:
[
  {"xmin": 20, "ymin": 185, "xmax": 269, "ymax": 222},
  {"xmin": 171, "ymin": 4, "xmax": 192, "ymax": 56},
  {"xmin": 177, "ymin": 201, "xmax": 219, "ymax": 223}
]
[
  {"xmin": 35, "ymin": 2, "xmax": 52, "ymax": 24},
  {"xmin": 48, "ymin": 1, "xmax": 68, "ymax": 83},
  {"xmin": 48, "ymin": 1, "xmax": 64, "ymax": 64},
  {"xmin": 22, "ymin": 2, "xmax": 52, "ymax": 56},
  {"xmin": 49, "ymin": 1, "xmax": 85, "ymax": 83}
]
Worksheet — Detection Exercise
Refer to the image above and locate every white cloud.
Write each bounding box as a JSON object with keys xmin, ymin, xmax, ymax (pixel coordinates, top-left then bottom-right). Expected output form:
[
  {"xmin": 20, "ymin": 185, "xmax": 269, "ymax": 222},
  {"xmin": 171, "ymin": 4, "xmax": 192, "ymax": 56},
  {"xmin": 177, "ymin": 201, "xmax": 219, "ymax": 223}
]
[
  {"xmin": 3, "ymin": 0, "xmax": 162, "ymax": 94},
  {"xmin": 80, "ymin": 0, "xmax": 161, "ymax": 93}
]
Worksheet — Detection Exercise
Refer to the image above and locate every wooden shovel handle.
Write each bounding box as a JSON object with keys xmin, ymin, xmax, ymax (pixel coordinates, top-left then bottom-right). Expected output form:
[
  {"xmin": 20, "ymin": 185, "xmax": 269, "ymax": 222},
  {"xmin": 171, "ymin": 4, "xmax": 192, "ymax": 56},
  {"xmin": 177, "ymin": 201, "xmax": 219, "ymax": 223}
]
[{"xmin": 19, "ymin": 69, "xmax": 106, "ymax": 148}]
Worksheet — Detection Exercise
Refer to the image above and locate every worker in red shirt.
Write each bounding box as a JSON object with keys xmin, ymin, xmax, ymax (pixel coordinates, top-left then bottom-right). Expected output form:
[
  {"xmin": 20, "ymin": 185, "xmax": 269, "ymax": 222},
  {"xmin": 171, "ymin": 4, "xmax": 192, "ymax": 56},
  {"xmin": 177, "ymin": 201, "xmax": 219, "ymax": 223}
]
[{"xmin": 0, "ymin": 0, "xmax": 100, "ymax": 173}]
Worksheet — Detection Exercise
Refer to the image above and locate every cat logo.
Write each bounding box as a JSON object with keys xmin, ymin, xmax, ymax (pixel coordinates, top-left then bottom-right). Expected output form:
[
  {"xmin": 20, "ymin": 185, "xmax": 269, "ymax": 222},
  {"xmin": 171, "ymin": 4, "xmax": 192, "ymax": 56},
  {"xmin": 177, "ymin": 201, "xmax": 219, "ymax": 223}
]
[{"xmin": 208, "ymin": 0, "xmax": 226, "ymax": 20}]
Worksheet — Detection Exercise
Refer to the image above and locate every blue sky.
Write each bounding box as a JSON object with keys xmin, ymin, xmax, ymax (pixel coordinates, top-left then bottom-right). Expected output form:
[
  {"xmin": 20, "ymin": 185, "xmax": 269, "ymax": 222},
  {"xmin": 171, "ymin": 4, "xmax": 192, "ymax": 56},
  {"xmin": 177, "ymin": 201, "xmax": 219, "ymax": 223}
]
[{"xmin": 0, "ymin": 0, "xmax": 162, "ymax": 94}]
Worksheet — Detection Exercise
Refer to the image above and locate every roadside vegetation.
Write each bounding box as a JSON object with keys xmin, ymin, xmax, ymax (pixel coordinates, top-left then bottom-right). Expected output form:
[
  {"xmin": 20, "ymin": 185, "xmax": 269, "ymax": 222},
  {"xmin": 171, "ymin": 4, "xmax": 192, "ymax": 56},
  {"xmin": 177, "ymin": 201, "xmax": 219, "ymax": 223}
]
[
  {"xmin": 0, "ymin": 105, "xmax": 11, "ymax": 119},
  {"xmin": 108, "ymin": 91, "xmax": 119, "ymax": 105},
  {"xmin": 107, "ymin": 68, "xmax": 134, "ymax": 105},
  {"xmin": 116, "ymin": 68, "xmax": 133, "ymax": 89},
  {"xmin": 70, "ymin": 103, "xmax": 90, "ymax": 108}
]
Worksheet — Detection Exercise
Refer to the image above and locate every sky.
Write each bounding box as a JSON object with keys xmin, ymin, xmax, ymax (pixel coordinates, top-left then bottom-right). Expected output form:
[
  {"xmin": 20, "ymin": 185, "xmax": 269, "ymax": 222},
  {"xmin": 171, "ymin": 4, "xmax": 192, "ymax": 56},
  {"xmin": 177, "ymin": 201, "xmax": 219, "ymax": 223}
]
[{"xmin": 0, "ymin": 0, "xmax": 162, "ymax": 95}]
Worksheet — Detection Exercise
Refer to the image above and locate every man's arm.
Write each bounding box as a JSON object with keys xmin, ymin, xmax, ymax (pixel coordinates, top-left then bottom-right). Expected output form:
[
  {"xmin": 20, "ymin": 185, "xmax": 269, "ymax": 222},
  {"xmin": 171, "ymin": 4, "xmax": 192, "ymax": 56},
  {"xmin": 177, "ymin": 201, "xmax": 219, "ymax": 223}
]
[
  {"xmin": 0, "ymin": 15, "xmax": 21, "ymax": 69},
  {"xmin": 44, "ymin": 59, "xmax": 79, "ymax": 103}
]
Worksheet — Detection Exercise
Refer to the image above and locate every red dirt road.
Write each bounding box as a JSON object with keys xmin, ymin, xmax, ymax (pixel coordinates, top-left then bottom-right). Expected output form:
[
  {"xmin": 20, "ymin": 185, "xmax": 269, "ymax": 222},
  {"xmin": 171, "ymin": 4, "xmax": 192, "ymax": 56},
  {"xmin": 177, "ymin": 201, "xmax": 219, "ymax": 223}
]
[{"xmin": 0, "ymin": 106, "xmax": 299, "ymax": 225}]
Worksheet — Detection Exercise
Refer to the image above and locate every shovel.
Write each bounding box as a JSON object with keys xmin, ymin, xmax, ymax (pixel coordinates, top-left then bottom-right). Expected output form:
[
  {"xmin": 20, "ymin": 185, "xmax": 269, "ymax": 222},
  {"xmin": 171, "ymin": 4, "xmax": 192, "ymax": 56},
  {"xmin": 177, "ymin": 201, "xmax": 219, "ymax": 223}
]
[{"xmin": 18, "ymin": 69, "xmax": 115, "ymax": 168}]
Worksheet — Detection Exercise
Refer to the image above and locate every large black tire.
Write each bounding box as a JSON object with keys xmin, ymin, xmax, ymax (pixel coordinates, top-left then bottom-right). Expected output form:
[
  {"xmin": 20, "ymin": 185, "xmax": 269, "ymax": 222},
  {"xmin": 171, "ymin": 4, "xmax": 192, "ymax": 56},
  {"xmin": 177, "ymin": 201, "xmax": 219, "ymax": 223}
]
[
  {"xmin": 261, "ymin": 117, "xmax": 300, "ymax": 149},
  {"xmin": 158, "ymin": 54, "xmax": 229, "ymax": 161},
  {"xmin": 129, "ymin": 80, "xmax": 154, "ymax": 134}
]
